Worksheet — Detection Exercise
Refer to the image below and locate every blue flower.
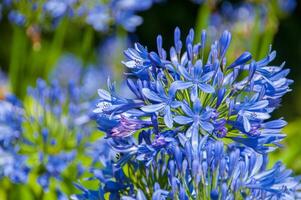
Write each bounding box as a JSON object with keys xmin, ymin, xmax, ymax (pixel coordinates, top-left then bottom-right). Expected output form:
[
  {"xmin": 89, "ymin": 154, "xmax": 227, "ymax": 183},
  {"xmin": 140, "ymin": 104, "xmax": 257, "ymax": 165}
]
[
  {"xmin": 176, "ymin": 60, "xmax": 215, "ymax": 101},
  {"xmin": 43, "ymin": 0, "xmax": 75, "ymax": 19},
  {"xmin": 141, "ymin": 81, "xmax": 186, "ymax": 128},
  {"xmin": 86, "ymin": 5, "xmax": 110, "ymax": 32},
  {"xmin": 174, "ymin": 100, "xmax": 214, "ymax": 133}
]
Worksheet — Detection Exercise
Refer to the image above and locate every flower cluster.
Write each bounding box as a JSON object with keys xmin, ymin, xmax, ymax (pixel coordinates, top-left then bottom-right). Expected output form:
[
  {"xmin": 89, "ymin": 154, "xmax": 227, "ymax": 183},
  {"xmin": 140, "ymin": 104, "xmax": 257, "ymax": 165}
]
[
  {"xmin": 0, "ymin": 96, "xmax": 29, "ymax": 183},
  {"xmin": 0, "ymin": 55, "xmax": 106, "ymax": 195},
  {"xmin": 1, "ymin": 0, "xmax": 159, "ymax": 32},
  {"xmin": 73, "ymin": 27, "xmax": 300, "ymax": 199},
  {"xmin": 73, "ymin": 135, "xmax": 301, "ymax": 199}
]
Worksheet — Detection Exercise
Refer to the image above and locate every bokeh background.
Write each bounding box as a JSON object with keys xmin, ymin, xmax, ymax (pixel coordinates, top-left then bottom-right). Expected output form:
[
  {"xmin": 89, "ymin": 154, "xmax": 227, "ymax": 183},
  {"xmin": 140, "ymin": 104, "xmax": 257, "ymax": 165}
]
[{"xmin": 0, "ymin": 0, "xmax": 300, "ymax": 199}]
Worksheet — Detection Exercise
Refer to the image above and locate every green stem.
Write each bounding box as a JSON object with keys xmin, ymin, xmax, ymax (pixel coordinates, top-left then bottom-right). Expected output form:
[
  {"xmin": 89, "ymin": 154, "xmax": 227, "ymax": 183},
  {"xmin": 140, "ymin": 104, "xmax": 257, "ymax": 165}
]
[
  {"xmin": 81, "ymin": 27, "xmax": 94, "ymax": 64},
  {"xmin": 9, "ymin": 26, "xmax": 28, "ymax": 98},
  {"xmin": 44, "ymin": 18, "xmax": 68, "ymax": 78}
]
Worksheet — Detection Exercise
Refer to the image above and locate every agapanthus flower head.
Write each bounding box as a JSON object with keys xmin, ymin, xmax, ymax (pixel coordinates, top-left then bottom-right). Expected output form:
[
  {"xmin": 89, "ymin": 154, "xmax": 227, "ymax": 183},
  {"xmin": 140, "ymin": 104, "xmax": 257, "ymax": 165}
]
[
  {"xmin": 94, "ymin": 27, "xmax": 292, "ymax": 155},
  {"xmin": 19, "ymin": 77, "xmax": 99, "ymax": 190},
  {"xmin": 74, "ymin": 27, "xmax": 299, "ymax": 199},
  {"xmin": 0, "ymin": 72, "xmax": 103, "ymax": 194}
]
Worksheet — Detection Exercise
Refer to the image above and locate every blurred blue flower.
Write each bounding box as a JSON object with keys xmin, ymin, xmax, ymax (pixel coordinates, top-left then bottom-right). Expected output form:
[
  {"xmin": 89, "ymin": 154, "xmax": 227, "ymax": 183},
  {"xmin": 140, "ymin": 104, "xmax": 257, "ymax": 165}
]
[
  {"xmin": 2, "ymin": 0, "xmax": 160, "ymax": 32},
  {"xmin": 278, "ymin": 0, "xmax": 297, "ymax": 13},
  {"xmin": 0, "ymin": 97, "xmax": 29, "ymax": 183},
  {"xmin": 43, "ymin": 0, "xmax": 76, "ymax": 19},
  {"xmin": 8, "ymin": 10, "xmax": 26, "ymax": 26},
  {"xmin": 86, "ymin": 5, "xmax": 110, "ymax": 32}
]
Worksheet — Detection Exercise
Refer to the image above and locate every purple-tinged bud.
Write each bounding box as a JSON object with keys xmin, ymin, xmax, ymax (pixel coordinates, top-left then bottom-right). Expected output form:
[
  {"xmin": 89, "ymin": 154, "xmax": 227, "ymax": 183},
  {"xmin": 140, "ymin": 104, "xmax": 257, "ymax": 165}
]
[{"xmin": 111, "ymin": 115, "xmax": 149, "ymax": 138}]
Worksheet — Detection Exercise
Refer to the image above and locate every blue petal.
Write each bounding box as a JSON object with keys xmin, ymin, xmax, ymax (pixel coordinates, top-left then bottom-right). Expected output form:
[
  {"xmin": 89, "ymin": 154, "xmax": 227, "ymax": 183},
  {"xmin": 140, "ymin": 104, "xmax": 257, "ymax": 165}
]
[
  {"xmin": 174, "ymin": 116, "xmax": 193, "ymax": 125},
  {"xmin": 201, "ymin": 71, "xmax": 215, "ymax": 82},
  {"xmin": 193, "ymin": 60, "xmax": 203, "ymax": 78},
  {"xmin": 142, "ymin": 88, "xmax": 162, "ymax": 102},
  {"xmin": 199, "ymin": 121, "xmax": 214, "ymax": 133},
  {"xmin": 97, "ymin": 89, "xmax": 111, "ymax": 101},
  {"xmin": 178, "ymin": 65, "xmax": 192, "ymax": 80},
  {"xmin": 248, "ymin": 100, "xmax": 269, "ymax": 110},
  {"xmin": 256, "ymin": 50, "xmax": 276, "ymax": 67},
  {"xmin": 219, "ymin": 30, "xmax": 231, "ymax": 58},
  {"xmin": 193, "ymin": 99, "xmax": 202, "ymax": 114},
  {"xmin": 191, "ymin": 125, "xmax": 199, "ymax": 152},
  {"xmin": 164, "ymin": 106, "xmax": 173, "ymax": 128},
  {"xmin": 174, "ymin": 27, "xmax": 182, "ymax": 53},
  {"xmin": 181, "ymin": 102, "xmax": 194, "ymax": 116},
  {"xmin": 149, "ymin": 51, "xmax": 162, "ymax": 66},
  {"xmin": 243, "ymin": 115, "xmax": 251, "ymax": 132},
  {"xmin": 169, "ymin": 81, "xmax": 192, "ymax": 97},
  {"xmin": 171, "ymin": 101, "xmax": 182, "ymax": 108},
  {"xmin": 156, "ymin": 81, "xmax": 167, "ymax": 98},
  {"xmin": 191, "ymin": 85, "xmax": 198, "ymax": 101},
  {"xmin": 141, "ymin": 103, "xmax": 165, "ymax": 112},
  {"xmin": 262, "ymin": 119, "xmax": 287, "ymax": 129},
  {"xmin": 198, "ymin": 83, "xmax": 215, "ymax": 93}
]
